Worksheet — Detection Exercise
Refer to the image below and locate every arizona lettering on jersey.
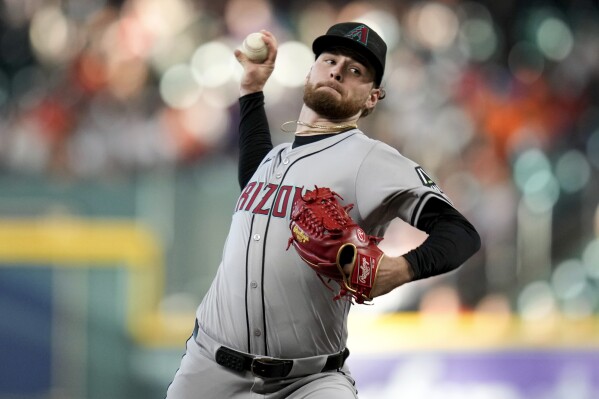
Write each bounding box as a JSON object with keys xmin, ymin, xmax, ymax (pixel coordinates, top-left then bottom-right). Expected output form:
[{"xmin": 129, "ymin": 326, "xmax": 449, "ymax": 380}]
[{"xmin": 235, "ymin": 181, "xmax": 304, "ymax": 218}]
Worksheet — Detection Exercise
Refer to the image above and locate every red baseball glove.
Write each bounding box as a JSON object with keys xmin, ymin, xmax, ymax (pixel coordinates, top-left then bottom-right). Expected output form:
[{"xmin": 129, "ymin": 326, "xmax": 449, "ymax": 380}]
[{"xmin": 287, "ymin": 186, "xmax": 384, "ymax": 304}]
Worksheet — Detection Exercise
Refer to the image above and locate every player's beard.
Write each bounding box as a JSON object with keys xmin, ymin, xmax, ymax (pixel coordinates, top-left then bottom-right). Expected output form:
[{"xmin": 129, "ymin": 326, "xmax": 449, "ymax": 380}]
[{"xmin": 303, "ymin": 81, "xmax": 366, "ymax": 120}]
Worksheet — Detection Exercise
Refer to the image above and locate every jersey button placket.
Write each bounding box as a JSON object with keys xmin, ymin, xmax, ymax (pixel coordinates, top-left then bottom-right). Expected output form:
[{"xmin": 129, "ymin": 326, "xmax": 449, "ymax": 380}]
[{"xmin": 247, "ymin": 214, "xmax": 268, "ymax": 354}]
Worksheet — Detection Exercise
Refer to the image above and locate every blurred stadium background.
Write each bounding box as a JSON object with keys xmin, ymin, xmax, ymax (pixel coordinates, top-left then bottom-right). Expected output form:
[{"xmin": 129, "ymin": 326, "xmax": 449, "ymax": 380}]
[{"xmin": 1, "ymin": 0, "xmax": 599, "ymax": 398}]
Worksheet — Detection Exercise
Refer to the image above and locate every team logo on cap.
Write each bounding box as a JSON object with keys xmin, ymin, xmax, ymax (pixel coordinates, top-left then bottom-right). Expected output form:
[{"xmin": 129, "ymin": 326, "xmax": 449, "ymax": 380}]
[{"xmin": 344, "ymin": 24, "xmax": 369, "ymax": 46}]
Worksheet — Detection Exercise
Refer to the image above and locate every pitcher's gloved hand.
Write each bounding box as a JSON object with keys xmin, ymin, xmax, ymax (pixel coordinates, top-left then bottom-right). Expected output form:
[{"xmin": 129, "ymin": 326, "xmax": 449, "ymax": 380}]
[{"xmin": 287, "ymin": 186, "xmax": 384, "ymax": 304}]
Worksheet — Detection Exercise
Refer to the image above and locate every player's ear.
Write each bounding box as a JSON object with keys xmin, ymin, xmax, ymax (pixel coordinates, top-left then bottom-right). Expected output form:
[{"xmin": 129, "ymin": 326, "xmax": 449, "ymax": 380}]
[
  {"xmin": 361, "ymin": 86, "xmax": 385, "ymax": 118},
  {"xmin": 366, "ymin": 87, "xmax": 382, "ymax": 108}
]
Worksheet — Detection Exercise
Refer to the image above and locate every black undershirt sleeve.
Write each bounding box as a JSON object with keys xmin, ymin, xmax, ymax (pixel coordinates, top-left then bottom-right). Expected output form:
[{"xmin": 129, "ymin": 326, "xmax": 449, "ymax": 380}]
[
  {"xmin": 238, "ymin": 91, "xmax": 273, "ymax": 189},
  {"xmin": 403, "ymin": 198, "xmax": 481, "ymax": 281}
]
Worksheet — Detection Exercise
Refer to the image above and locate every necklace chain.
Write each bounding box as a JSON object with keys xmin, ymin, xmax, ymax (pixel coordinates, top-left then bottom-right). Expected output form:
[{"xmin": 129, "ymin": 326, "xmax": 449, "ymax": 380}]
[{"xmin": 281, "ymin": 120, "xmax": 358, "ymax": 135}]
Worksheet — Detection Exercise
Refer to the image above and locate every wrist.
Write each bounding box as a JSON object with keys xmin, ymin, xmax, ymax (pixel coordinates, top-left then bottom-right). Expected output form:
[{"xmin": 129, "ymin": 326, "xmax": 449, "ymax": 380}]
[
  {"xmin": 370, "ymin": 255, "xmax": 413, "ymax": 298},
  {"xmin": 240, "ymin": 85, "xmax": 265, "ymax": 97},
  {"xmin": 239, "ymin": 90, "xmax": 264, "ymax": 100},
  {"xmin": 380, "ymin": 255, "xmax": 413, "ymax": 287},
  {"xmin": 396, "ymin": 256, "xmax": 414, "ymax": 285}
]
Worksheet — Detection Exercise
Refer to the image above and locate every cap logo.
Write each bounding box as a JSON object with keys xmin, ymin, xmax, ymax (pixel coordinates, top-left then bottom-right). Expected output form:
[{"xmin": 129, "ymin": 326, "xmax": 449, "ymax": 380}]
[{"xmin": 344, "ymin": 24, "xmax": 369, "ymax": 46}]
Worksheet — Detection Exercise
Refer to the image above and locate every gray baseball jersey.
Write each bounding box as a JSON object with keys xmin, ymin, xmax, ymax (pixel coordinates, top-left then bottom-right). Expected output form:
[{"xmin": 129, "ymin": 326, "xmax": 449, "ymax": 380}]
[
  {"xmin": 166, "ymin": 129, "xmax": 454, "ymax": 398},
  {"xmin": 167, "ymin": 129, "xmax": 458, "ymax": 399}
]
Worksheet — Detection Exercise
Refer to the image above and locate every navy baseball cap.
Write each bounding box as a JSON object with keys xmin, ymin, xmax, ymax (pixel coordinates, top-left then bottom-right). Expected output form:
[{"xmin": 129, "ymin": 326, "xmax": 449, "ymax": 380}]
[{"xmin": 312, "ymin": 22, "xmax": 387, "ymax": 86}]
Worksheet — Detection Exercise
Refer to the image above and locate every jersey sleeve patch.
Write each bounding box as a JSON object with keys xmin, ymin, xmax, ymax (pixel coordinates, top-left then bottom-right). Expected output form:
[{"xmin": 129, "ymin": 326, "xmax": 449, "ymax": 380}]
[{"xmin": 415, "ymin": 166, "xmax": 443, "ymax": 193}]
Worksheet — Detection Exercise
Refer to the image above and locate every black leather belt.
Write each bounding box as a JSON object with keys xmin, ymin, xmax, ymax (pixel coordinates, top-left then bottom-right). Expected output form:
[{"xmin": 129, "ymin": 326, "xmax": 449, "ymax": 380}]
[
  {"xmin": 193, "ymin": 320, "xmax": 349, "ymax": 379},
  {"xmin": 214, "ymin": 346, "xmax": 349, "ymax": 379}
]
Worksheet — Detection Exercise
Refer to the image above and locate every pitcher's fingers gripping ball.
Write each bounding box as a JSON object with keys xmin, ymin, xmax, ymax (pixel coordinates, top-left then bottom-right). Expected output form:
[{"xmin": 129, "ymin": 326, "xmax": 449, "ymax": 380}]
[
  {"xmin": 287, "ymin": 186, "xmax": 384, "ymax": 304},
  {"xmin": 241, "ymin": 32, "xmax": 268, "ymax": 62}
]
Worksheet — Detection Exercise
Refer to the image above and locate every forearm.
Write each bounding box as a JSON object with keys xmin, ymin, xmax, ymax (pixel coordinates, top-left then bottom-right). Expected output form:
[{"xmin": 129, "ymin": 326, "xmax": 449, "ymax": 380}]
[
  {"xmin": 238, "ymin": 92, "xmax": 273, "ymax": 189},
  {"xmin": 371, "ymin": 255, "xmax": 413, "ymax": 298},
  {"xmin": 403, "ymin": 217, "xmax": 480, "ymax": 280}
]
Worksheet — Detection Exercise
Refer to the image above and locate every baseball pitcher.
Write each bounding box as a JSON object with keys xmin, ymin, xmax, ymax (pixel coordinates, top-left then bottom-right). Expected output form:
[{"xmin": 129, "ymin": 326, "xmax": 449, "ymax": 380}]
[{"xmin": 166, "ymin": 22, "xmax": 481, "ymax": 398}]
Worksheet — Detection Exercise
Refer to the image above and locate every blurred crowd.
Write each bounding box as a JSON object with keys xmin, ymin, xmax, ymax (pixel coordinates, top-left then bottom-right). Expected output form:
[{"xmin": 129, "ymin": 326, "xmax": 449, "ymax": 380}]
[{"xmin": 1, "ymin": 0, "xmax": 598, "ymax": 316}]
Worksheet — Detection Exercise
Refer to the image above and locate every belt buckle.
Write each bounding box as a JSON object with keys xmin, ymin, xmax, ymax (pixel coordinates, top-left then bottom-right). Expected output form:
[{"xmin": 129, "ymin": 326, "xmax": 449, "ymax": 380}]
[{"xmin": 251, "ymin": 356, "xmax": 293, "ymax": 379}]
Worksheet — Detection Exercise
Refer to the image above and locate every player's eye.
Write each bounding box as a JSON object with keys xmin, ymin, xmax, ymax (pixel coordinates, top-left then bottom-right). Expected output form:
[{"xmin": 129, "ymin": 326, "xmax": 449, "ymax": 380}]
[{"xmin": 349, "ymin": 67, "xmax": 361, "ymax": 76}]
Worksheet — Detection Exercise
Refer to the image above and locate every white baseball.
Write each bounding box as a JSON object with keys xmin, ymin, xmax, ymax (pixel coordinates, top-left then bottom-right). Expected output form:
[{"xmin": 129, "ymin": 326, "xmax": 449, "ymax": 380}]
[{"xmin": 242, "ymin": 32, "xmax": 268, "ymax": 62}]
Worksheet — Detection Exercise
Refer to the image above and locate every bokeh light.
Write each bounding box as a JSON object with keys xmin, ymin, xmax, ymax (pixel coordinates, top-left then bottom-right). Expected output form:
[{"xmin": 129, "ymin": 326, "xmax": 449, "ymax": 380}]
[
  {"xmin": 460, "ymin": 18, "xmax": 498, "ymax": 62},
  {"xmin": 406, "ymin": 2, "xmax": 460, "ymax": 50},
  {"xmin": 523, "ymin": 170, "xmax": 560, "ymax": 212},
  {"xmin": 551, "ymin": 259, "xmax": 586, "ymax": 300},
  {"xmin": 272, "ymin": 41, "xmax": 314, "ymax": 87},
  {"xmin": 513, "ymin": 149, "xmax": 551, "ymax": 190},
  {"xmin": 555, "ymin": 149, "xmax": 591, "ymax": 193},
  {"xmin": 518, "ymin": 281, "xmax": 557, "ymax": 321},
  {"xmin": 29, "ymin": 5, "xmax": 80, "ymax": 66},
  {"xmin": 191, "ymin": 40, "xmax": 238, "ymax": 88},
  {"xmin": 129, "ymin": 0, "xmax": 196, "ymax": 42},
  {"xmin": 150, "ymin": 34, "xmax": 197, "ymax": 75},
  {"xmin": 536, "ymin": 16, "xmax": 573, "ymax": 61},
  {"xmin": 159, "ymin": 64, "xmax": 203, "ymax": 109}
]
